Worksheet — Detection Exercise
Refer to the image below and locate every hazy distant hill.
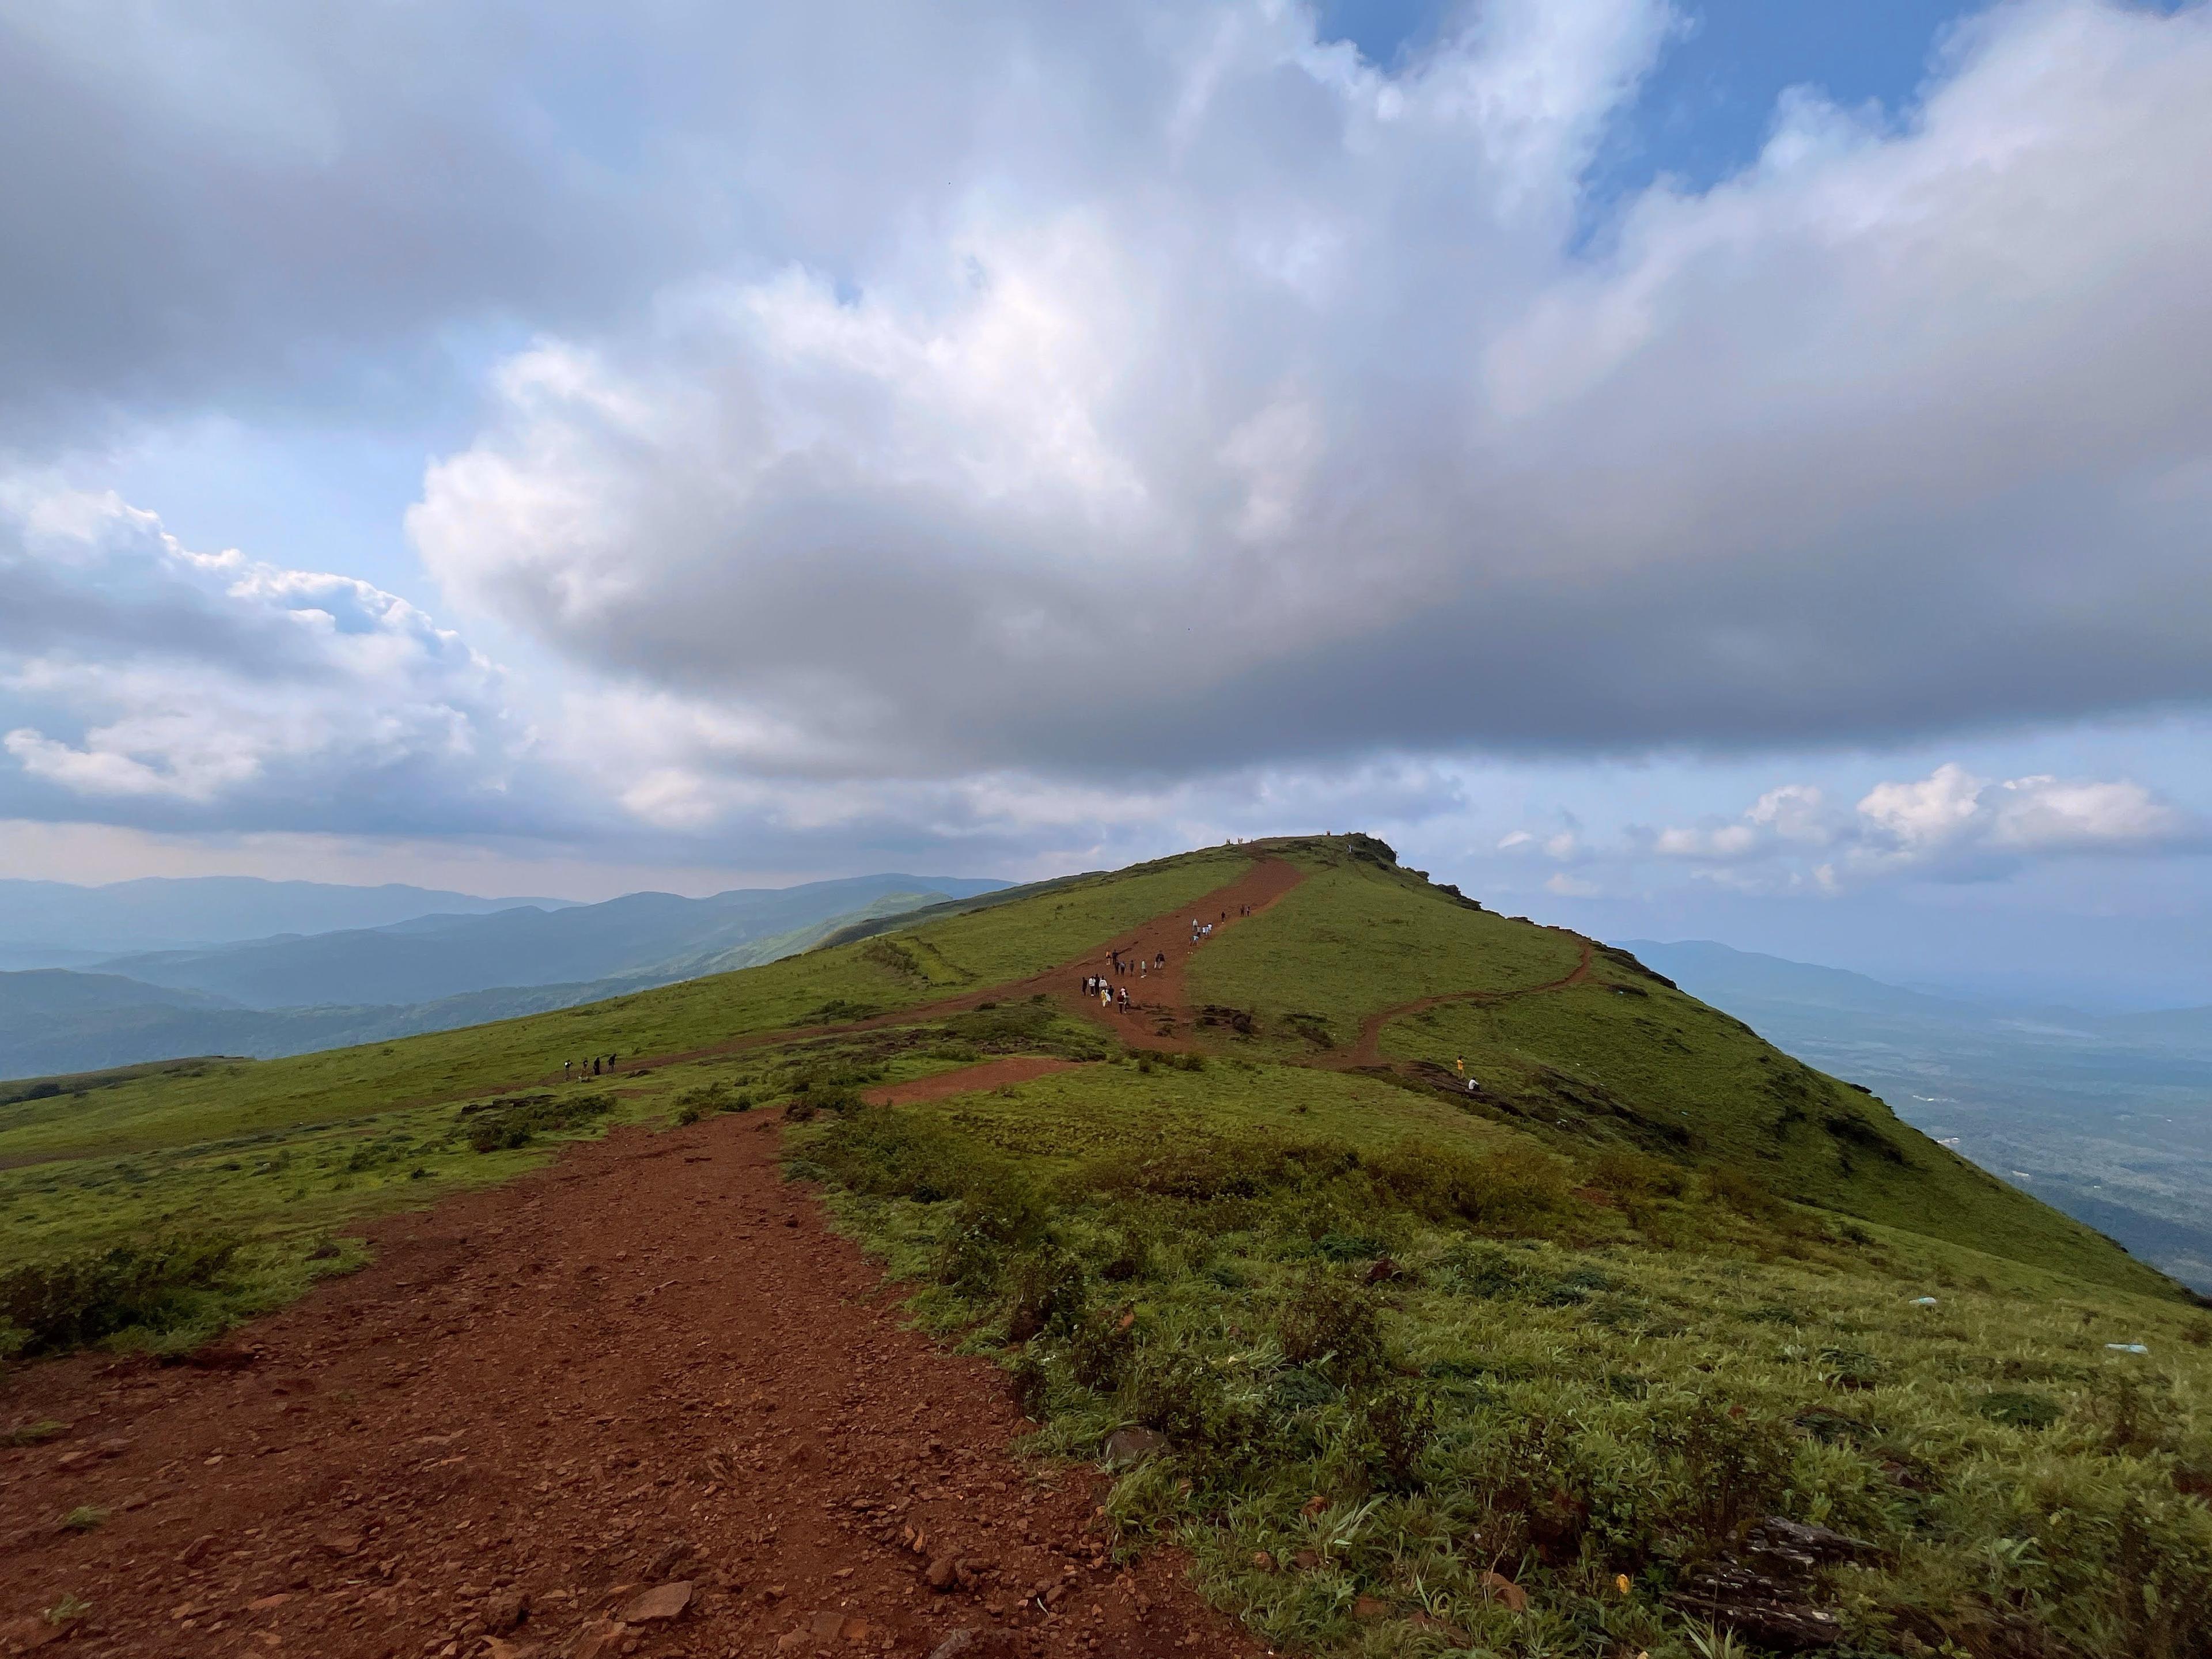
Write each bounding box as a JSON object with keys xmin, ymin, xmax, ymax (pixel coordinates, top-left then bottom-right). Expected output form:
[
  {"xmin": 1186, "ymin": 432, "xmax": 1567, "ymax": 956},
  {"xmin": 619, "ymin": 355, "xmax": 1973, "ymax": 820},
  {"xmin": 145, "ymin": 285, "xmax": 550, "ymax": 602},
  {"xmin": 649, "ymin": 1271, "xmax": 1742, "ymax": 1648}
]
[
  {"xmin": 0, "ymin": 881, "xmax": 1002, "ymax": 1080},
  {"xmin": 1625, "ymin": 938, "xmax": 2212, "ymax": 1291},
  {"xmin": 0, "ymin": 876, "xmax": 572, "ymax": 967},
  {"xmin": 93, "ymin": 874, "xmax": 1006, "ymax": 1009}
]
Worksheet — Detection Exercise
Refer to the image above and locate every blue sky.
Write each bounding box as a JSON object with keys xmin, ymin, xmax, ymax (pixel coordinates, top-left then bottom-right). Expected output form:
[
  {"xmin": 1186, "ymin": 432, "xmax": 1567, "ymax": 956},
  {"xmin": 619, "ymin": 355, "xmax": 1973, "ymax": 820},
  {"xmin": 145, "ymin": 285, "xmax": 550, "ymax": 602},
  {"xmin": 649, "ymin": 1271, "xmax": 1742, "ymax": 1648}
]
[{"xmin": 2, "ymin": 0, "xmax": 2208, "ymax": 1007}]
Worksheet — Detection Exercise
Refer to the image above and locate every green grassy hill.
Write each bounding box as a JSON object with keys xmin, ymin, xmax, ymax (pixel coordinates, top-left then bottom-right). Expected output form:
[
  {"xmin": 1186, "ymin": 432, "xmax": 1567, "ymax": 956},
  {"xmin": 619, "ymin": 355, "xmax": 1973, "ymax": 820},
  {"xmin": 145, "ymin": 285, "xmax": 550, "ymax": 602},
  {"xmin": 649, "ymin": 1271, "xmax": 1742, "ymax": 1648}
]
[{"xmin": 5, "ymin": 834, "xmax": 2208, "ymax": 1658}]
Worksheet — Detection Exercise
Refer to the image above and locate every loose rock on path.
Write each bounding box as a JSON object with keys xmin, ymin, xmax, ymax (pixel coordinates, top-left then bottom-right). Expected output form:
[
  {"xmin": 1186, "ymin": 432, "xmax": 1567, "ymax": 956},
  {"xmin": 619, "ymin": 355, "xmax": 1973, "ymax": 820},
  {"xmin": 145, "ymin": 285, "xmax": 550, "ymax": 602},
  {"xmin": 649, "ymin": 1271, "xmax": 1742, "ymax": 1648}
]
[{"xmin": 0, "ymin": 1112, "xmax": 1259, "ymax": 1659}]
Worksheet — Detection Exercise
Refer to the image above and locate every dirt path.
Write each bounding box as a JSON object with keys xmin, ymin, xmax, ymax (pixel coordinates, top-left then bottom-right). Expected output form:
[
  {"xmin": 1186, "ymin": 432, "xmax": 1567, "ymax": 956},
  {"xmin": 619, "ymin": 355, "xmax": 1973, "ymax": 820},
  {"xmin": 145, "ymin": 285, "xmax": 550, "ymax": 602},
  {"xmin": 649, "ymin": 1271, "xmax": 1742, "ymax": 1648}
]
[
  {"xmin": 1326, "ymin": 937, "xmax": 1595, "ymax": 1070},
  {"xmin": 0, "ymin": 1112, "xmax": 1258, "ymax": 1659},
  {"xmin": 865, "ymin": 1059, "xmax": 1084, "ymax": 1108},
  {"xmin": 1043, "ymin": 858, "xmax": 1307, "ymax": 1054},
  {"xmin": 575, "ymin": 859, "xmax": 1308, "ymax": 1090}
]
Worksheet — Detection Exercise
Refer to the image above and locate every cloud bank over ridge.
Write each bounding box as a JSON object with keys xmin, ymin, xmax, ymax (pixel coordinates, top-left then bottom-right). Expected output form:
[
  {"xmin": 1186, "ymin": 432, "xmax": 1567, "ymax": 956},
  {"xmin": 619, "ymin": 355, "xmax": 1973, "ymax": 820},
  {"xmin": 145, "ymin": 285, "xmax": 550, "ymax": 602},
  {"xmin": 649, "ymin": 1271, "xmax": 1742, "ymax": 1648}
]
[
  {"xmin": 0, "ymin": 0, "xmax": 2208, "ymax": 900},
  {"xmin": 406, "ymin": 0, "xmax": 2212, "ymax": 813}
]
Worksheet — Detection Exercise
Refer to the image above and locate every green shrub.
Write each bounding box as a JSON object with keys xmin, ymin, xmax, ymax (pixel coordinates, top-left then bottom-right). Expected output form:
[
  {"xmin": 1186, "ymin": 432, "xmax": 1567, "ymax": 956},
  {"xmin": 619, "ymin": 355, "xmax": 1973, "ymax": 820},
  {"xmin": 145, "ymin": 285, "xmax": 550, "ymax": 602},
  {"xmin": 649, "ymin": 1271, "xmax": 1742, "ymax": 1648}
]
[
  {"xmin": 1703, "ymin": 1164, "xmax": 1789, "ymax": 1224},
  {"xmin": 807, "ymin": 1109, "xmax": 975, "ymax": 1203},
  {"xmin": 1006, "ymin": 1247, "xmax": 1088, "ymax": 1343},
  {"xmin": 672, "ymin": 1081, "xmax": 753, "ymax": 1125},
  {"xmin": 1346, "ymin": 1383, "xmax": 1436, "ymax": 1493},
  {"xmin": 1978, "ymin": 1389, "xmax": 2063, "ymax": 1430},
  {"xmin": 1586, "ymin": 1148, "xmax": 1688, "ymax": 1199},
  {"xmin": 456, "ymin": 1092, "xmax": 612, "ymax": 1153},
  {"xmin": 1363, "ymin": 1141, "xmax": 1571, "ymax": 1231},
  {"xmin": 937, "ymin": 1173, "xmax": 1052, "ymax": 1294},
  {"xmin": 1277, "ymin": 1267, "xmax": 1385, "ymax": 1384},
  {"xmin": 0, "ymin": 1235, "xmax": 242, "ymax": 1355}
]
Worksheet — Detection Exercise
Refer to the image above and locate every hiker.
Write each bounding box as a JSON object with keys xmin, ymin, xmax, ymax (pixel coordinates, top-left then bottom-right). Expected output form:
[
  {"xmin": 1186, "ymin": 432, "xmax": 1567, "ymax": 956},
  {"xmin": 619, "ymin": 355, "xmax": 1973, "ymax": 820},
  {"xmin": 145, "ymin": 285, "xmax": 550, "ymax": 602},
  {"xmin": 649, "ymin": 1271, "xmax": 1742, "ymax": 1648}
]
[
  {"xmin": 1156, "ymin": 952, "xmax": 1165, "ymax": 969},
  {"xmin": 563, "ymin": 1060, "xmax": 573, "ymax": 1080}
]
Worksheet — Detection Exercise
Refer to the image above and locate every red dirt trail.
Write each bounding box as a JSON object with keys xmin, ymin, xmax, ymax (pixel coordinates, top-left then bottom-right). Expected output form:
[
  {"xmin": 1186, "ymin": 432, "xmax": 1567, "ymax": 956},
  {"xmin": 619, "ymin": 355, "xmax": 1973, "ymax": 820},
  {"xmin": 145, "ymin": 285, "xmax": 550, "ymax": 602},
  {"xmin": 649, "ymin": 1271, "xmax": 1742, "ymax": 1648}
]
[
  {"xmin": 865, "ymin": 1059, "xmax": 1082, "ymax": 1107},
  {"xmin": 0, "ymin": 846, "xmax": 1597, "ymax": 1659},
  {"xmin": 577, "ymin": 858, "xmax": 1308, "ymax": 1091},
  {"xmin": 1327, "ymin": 936, "xmax": 1595, "ymax": 1070},
  {"xmin": 1043, "ymin": 858, "xmax": 1306, "ymax": 1052},
  {"xmin": 0, "ymin": 1113, "xmax": 1260, "ymax": 1659}
]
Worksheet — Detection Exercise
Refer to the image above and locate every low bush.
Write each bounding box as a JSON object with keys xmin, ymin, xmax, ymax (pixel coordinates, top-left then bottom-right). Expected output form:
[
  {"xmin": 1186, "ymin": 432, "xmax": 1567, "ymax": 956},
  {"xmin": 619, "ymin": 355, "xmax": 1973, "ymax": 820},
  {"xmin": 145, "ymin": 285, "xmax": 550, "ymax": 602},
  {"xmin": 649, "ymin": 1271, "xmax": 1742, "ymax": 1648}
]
[
  {"xmin": 1362, "ymin": 1141, "xmax": 1571, "ymax": 1230},
  {"xmin": 1276, "ymin": 1267, "xmax": 1385, "ymax": 1383},
  {"xmin": 0, "ymin": 1234, "xmax": 242, "ymax": 1355},
  {"xmin": 671, "ymin": 1081, "xmax": 753, "ymax": 1125},
  {"xmin": 456, "ymin": 1091, "xmax": 613, "ymax": 1153}
]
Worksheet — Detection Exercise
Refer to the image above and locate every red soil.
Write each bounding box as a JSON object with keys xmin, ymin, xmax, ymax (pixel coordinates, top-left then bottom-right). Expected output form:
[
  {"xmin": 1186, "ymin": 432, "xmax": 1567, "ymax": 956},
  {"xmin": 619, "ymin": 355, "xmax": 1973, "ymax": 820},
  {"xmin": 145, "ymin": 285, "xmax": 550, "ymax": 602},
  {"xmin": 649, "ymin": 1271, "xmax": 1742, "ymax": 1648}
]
[
  {"xmin": 0, "ymin": 845, "xmax": 1599, "ymax": 1659},
  {"xmin": 865, "ymin": 1059, "xmax": 1083, "ymax": 1107},
  {"xmin": 0, "ymin": 1113, "xmax": 1260, "ymax": 1659},
  {"xmin": 1043, "ymin": 858, "xmax": 1307, "ymax": 1052}
]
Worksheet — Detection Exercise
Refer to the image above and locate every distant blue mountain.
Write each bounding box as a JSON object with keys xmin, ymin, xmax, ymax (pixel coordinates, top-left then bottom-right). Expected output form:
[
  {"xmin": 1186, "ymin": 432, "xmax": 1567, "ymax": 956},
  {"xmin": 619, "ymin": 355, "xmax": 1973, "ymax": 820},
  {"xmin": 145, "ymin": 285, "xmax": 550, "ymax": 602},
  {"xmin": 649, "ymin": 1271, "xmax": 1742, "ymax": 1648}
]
[
  {"xmin": 0, "ymin": 876, "xmax": 571, "ymax": 965},
  {"xmin": 0, "ymin": 874, "xmax": 1007, "ymax": 1082},
  {"xmin": 92, "ymin": 874, "xmax": 1005, "ymax": 1009}
]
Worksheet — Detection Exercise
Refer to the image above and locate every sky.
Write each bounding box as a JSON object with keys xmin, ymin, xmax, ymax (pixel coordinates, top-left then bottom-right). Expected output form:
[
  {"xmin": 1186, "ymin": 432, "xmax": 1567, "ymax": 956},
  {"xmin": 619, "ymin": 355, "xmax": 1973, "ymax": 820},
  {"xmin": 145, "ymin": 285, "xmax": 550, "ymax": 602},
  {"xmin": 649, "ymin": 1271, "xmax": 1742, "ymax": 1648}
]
[{"xmin": 2, "ymin": 0, "xmax": 2209, "ymax": 1007}]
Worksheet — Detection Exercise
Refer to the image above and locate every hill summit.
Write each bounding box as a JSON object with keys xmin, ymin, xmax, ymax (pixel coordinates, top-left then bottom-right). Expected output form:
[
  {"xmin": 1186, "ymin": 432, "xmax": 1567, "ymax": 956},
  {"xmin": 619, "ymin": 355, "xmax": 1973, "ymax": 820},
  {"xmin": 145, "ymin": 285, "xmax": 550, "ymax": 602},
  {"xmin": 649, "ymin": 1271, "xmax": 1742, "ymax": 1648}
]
[{"xmin": 3, "ymin": 835, "xmax": 2207, "ymax": 1658}]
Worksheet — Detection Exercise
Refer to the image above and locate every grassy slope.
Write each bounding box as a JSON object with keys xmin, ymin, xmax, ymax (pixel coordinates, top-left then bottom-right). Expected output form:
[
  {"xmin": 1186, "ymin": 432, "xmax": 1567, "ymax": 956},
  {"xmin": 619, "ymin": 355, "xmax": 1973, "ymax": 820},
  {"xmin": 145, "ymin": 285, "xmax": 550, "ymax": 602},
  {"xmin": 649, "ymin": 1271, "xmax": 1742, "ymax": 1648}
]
[
  {"xmin": 1187, "ymin": 842, "xmax": 1584, "ymax": 1050},
  {"xmin": 0, "ymin": 848, "xmax": 1239, "ymax": 1168},
  {"xmin": 9, "ymin": 833, "xmax": 2210, "ymax": 1655},
  {"xmin": 797, "ymin": 1051, "xmax": 2212, "ymax": 1659},
  {"xmin": 1194, "ymin": 843, "xmax": 2175, "ymax": 1300}
]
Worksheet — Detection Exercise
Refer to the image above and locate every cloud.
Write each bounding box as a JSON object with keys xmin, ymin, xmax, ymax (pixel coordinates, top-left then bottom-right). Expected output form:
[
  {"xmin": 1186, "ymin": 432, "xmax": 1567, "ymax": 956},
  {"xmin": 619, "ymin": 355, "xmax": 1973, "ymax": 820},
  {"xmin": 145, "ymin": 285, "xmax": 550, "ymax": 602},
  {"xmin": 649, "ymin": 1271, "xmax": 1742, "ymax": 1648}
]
[
  {"xmin": 1637, "ymin": 763, "xmax": 2195, "ymax": 887},
  {"xmin": 4, "ymin": 0, "xmax": 2211, "ymax": 877},
  {"xmin": 402, "ymin": 0, "xmax": 2212, "ymax": 798},
  {"xmin": 0, "ymin": 486, "xmax": 532, "ymax": 832},
  {"xmin": 1857, "ymin": 764, "xmax": 2186, "ymax": 865}
]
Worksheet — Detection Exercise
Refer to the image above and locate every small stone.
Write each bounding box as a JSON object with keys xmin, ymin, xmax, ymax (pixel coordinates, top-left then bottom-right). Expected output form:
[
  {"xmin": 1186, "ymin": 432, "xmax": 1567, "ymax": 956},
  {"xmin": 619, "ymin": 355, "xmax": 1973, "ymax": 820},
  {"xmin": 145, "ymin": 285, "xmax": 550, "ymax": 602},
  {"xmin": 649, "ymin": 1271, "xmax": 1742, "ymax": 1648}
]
[
  {"xmin": 571, "ymin": 1620, "xmax": 624, "ymax": 1659},
  {"xmin": 926, "ymin": 1555, "xmax": 959, "ymax": 1592},
  {"xmin": 1250, "ymin": 1551, "xmax": 1275, "ymax": 1572},
  {"xmin": 1298, "ymin": 1495, "xmax": 1328, "ymax": 1518},
  {"xmin": 484, "ymin": 1590, "xmax": 529, "ymax": 1634},
  {"xmin": 1351, "ymin": 1596, "xmax": 1389, "ymax": 1620},
  {"xmin": 247, "ymin": 1594, "xmax": 292, "ymax": 1613},
  {"xmin": 179, "ymin": 1535, "xmax": 217, "ymax": 1567},
  {"xmin": 928, "ymin": 1633, "xmax": 978, "ymax": 1659},
  {"xmin": 1363, "ymin": 1257, "xmax": 1402, "ymax": 1283},
  {"xmin": 1291, "ymin": 1550, "xmax": 1321, "ymax": 1573},
  {"xmin": 317, "ymin": 1530, "xmax": 365, "ymax": 1558},
  {"xmin": 619, "ymin": 1581, "xmax": 692, "ymax": 1623}
]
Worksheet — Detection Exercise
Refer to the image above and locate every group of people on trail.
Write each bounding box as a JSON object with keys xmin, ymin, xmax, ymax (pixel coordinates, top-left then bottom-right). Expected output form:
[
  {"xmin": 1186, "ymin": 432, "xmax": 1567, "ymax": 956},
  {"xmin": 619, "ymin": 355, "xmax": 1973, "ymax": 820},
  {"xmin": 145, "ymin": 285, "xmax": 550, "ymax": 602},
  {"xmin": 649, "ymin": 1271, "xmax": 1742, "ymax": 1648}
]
[
  {"xmin": 1190, "ymin": 918, "xmax": 1213, "ymax": 944},
  {"xmin": 1082, "ymin": 974, "xmax": 1132, "ymax": 1014},
  {"xmin": 562, "ymin": 1052, "xmax": 619, "ymax": 1081}
]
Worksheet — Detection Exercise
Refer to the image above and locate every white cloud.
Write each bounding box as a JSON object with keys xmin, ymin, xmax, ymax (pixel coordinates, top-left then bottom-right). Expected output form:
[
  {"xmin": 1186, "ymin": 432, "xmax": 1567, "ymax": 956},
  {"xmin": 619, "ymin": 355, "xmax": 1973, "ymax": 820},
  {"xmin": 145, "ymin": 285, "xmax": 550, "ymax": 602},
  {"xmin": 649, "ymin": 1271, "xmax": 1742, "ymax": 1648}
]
[
  {"xmin": 0, "ymin": 487, "xmax": 529, "ymax": 828},
  {"xmin": 402, "ymin": 0, "xmax": 2212, "ymax": 797},
  {"xmin": 1546, "ymin": 872, "xmax": 1600, "ymax": 897},
  {"xmin": 1643, "ymin": 762, "xmax": 2194, "ymax": 888}
]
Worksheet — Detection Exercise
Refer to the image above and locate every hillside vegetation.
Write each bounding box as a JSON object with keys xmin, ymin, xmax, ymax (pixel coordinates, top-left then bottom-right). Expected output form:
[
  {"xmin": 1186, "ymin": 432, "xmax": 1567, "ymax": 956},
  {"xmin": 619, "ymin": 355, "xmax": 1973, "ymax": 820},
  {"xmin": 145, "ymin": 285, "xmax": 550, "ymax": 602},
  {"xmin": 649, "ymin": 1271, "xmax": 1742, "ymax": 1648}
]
[{"xmin": 4, "ymin": 835, "xmax": 2208, "ymax": 1658}]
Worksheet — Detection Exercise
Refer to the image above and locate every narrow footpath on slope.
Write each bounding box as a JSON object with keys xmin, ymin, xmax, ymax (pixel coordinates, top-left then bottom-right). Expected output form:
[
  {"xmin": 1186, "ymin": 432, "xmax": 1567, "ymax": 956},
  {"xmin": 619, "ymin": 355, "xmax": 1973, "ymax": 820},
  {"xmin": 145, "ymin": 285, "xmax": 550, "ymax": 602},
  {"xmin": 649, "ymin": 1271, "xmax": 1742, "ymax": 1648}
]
[
  {"xmin": 1, "ymin": 849, "xmax": 1598, "ymax": 1659},
  {"xmin": 0, "ymin": 1112, "xmax": 1259, "ymax": 1659}
]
